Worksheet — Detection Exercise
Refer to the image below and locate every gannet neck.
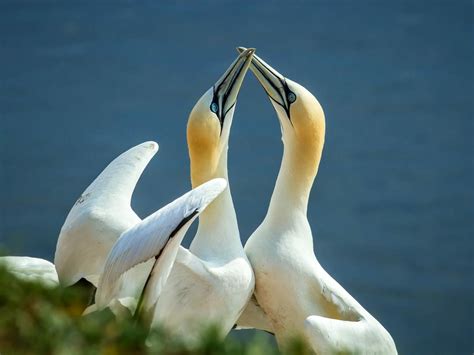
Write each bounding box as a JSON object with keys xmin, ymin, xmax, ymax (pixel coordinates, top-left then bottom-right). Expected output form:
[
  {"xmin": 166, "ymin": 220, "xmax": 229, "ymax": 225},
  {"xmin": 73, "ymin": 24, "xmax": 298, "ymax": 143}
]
[
  {"xmin": 189, "ymin": 141, "xmax": 229, "ymax": 187},
  {"xmin": 184, "ymin": 49, "xmax": 254, "ymax": 263},
  {"xmin": 187, "ymin": 95, "xmax": 233, "ymax": 188},
  {"xmin": 187, "ymin": 106, "xmax": 241, "ymax": 261},
  {"xmin": 267, "ymin": 128, "xmax": 324, "ymax": 221},
  {"xmin": 189, "ymin": 148, "xmax": 242, "ymax": 260}
]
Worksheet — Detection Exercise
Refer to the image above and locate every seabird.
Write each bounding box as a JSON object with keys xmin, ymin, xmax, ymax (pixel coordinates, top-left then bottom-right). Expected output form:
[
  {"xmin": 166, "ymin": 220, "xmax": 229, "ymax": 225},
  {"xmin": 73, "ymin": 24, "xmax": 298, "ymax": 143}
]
[{"xmin": 236, "ymin": 48, "xmax": 397, "ymax": 354}]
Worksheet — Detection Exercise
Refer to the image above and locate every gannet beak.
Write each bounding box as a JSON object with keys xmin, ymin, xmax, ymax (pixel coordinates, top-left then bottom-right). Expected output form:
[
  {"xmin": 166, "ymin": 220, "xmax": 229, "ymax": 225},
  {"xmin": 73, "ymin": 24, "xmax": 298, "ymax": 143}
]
[
  {"xmin": 211, "ymin": 48, "xmax": 255, "ymax": 125},
  {"xmin": 237, "ymin": 46, "xmax": 295, "ymax": 118}
]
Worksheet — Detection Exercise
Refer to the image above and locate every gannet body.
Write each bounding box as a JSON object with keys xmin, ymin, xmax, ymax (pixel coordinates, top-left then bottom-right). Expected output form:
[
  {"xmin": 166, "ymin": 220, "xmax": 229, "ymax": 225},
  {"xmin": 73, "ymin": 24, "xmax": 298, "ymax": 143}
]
[
  {"xmin": 0, "ymin": 256, "xmax": 59, "ymax": 288},
  {"xmin": 144, "ymin": 49, "xmax": 256, "ymax": 341},
  {"xmin": 90, "ymin": 49, "xmax": 256, "ymax": 341},
  {"xmin": 237, "ymin": 49, "xmax": 397, "ymax": 354}
]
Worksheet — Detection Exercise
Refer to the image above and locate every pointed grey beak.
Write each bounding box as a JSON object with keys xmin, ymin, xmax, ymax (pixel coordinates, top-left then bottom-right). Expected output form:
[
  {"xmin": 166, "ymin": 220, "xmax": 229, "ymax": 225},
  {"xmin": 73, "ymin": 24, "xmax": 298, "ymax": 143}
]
[
  {"xmin": 237, "ymin": 46, "xmax": 295, "ymax": 119},
  {"xmin": 211, "ymin": 48, "xmax": 255, "ymax": 127}
]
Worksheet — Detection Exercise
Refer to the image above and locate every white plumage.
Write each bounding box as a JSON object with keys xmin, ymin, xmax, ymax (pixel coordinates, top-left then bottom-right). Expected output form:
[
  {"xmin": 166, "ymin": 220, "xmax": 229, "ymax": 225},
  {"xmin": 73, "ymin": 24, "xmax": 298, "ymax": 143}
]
[
  {"xmin": 1, "ymin": 47, "xmax": 398, "ymax": 353},
  {"xmin": 55, "ymin": 141, "xmax": 158, "ymax": 287},
  {"xmin": 142, "ymin": 48, "xmax": 256, "ymax": 341},
  {"xmin": 95, "ymin": 178, "xmax": 227, "ymax": 312},
  {"xmin": 59, "ymin": 49, "xmax": 256, "ymax": 343}
]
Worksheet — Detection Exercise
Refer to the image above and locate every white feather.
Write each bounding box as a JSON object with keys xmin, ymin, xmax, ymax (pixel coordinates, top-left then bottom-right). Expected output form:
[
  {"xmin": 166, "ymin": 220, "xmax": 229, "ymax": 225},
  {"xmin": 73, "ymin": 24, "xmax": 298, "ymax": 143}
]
[
  {"xmin": 95, "ymin": 178, "xmax": 227, "ymax": 309},
  {"xmin": 240, "ymin": 50, "xmax": 397, "ymax": 354},
  {"xmin": 55, "ymin": 141, "xmax": 158, "ymax": 287}
]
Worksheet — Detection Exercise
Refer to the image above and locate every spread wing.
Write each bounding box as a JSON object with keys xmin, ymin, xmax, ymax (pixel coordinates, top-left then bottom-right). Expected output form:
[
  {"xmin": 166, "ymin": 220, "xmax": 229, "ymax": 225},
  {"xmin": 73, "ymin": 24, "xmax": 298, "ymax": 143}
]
[
  {"xmin": 95, "ymin": 178, "xmax": 227, "ymax": 312},
  {"xmin": 55, "ymin": 141, "xmax": 158, "ymax": 287}
]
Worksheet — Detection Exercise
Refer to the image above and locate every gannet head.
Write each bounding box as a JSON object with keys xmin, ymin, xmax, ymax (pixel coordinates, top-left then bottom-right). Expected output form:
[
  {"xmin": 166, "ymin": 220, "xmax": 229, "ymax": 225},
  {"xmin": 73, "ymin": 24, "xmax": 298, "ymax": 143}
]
[
  {"xmin": 188, "ymin": 48, "xmax": 255, "ymax": 186},
  {"xmin": 237, "ymin": 47, "xmax": 325, "ymax": 149}
]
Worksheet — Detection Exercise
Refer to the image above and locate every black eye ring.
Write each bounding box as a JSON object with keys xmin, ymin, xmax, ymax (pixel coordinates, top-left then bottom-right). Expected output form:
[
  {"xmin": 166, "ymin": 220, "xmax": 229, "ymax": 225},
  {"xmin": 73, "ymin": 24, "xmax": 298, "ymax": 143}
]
[
  {"xmin": 210, "ymin": 102, "xmax": 219, "ymax": 113},
  {"xmin": 287, "ymin": 92, "xmax": 296, "ymax": 103}
]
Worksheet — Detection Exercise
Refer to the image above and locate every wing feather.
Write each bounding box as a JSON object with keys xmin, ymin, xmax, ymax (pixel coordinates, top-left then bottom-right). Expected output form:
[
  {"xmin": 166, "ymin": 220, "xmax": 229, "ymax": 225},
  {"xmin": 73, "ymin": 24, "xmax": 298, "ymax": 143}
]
[
  {"xmin": 55, "ymin": 141, "xmax": 158, "ymax": 287},
  {"xmin": 95, "ymin": 178, "xmax": 227, "ymax": 309},
  {"xmin": 304, "ymin": 315, "xmax": 397, "ymax": 354}
]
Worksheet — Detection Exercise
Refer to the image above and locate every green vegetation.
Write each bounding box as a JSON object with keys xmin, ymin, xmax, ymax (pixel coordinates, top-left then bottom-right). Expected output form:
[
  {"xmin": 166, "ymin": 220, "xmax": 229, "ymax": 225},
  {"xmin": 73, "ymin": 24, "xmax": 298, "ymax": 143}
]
[{"xmin": 0, "ymin": 266, "xmax": 310, "ymax": 355}]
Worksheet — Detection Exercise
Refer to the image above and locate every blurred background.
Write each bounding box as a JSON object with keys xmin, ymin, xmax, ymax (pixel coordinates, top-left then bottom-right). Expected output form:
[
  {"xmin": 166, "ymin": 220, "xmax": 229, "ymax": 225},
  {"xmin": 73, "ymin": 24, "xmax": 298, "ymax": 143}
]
[{"xmin": 0, "ymin": 1, "xmax": 472, "ymax": 353}]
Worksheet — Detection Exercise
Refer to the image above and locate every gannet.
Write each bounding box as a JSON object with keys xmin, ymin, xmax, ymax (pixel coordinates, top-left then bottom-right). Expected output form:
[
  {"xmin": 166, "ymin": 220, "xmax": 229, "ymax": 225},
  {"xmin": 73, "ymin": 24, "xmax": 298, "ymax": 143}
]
[
  {"xmin": 135, "ymin": 48, "xmax": 256, "ymax": 341},
  {"xmin": 82, "ymin": 49, "xmax": 256, "ymax": 341},
  {"xmin": 0, "ymin": 256, "xmax": 59, "ymax": 288},
  {"xmin": 236, "ymin": 48, "xmax": 397, "ymax": 354}
]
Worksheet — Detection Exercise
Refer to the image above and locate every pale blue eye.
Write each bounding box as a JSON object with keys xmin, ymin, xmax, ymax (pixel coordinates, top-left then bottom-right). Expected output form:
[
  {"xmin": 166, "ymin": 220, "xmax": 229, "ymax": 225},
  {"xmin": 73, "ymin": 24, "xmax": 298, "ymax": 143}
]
[
  {"xmin": 210, "ymin": 102, "xmax": 218, "ymax": 113},
  {"xmin": 287, "ymin": 92, "xmax": 296, "ymax": 103}
]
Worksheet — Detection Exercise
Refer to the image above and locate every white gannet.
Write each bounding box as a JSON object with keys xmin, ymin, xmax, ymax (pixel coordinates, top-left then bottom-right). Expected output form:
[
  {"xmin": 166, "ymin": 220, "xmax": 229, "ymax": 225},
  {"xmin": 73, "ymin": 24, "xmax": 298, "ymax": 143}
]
[
  {"xmin": 76, "ymin": 49, "xmax": 256, "ymax": 340},
  {"xmin": 0, "ymin": 256, "xmax": 59, "ymax": 288},
  {"xmin": 133, "ymin": 48, "xmax": 256, "ymax": 341},
  {"xmin": 236, "ymin": 48, "xmax": 397, "ymax": 354}
]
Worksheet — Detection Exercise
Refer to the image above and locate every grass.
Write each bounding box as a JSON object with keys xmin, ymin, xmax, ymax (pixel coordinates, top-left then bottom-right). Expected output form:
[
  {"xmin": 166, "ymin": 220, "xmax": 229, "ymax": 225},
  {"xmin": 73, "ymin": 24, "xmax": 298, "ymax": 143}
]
[{"xmin": 0, "ymin": 266, "xmax": 311, "ymax": 355}]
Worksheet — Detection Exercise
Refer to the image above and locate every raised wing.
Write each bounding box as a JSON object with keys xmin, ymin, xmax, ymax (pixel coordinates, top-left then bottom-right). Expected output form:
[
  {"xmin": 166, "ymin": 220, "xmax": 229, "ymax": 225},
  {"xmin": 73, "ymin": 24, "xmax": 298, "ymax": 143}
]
[
  {"xmin": 55, "ymin": 141, "xmax": 158, "ymax": 287},
  {"xmin": 95, "ymin": 178, "xmax": 227, "ymax": 311}
]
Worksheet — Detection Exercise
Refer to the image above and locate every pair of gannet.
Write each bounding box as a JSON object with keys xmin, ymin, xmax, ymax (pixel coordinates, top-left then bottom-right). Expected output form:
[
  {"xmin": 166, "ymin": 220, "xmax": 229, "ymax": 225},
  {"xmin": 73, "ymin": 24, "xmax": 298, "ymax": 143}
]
[
  {"xmin": 53, "ymin": 48, "xmax": 256, "ymax": 340},
  {"xmin": 233, "ymin": 48, "xmax": 397, "ymax": 354},
  {"xmin": 1, "ymin": 47, "xmax": 397, "ymax": 353}
]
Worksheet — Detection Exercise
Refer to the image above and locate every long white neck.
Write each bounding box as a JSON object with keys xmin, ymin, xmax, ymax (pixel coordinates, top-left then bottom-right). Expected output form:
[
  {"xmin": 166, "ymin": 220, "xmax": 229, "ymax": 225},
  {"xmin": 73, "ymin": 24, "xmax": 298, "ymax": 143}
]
[
  {"xmin": 189, "ymin": 149, "xmax": 243, "ymax": 261},
  {"xmin": 265, "ymin": 131, "xmax": 323, "ymax": 231}
]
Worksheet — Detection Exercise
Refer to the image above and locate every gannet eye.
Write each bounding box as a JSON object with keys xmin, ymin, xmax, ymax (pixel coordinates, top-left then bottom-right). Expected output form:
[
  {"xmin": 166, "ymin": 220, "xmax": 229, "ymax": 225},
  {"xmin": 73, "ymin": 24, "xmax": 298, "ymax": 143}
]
[
  {"xmin": 287, "ymin": 92, "xmax": 296, "ymax": 103},
  {"xmin": 210, "ymin": 102, "xmax": 219, "ymax": 113}
]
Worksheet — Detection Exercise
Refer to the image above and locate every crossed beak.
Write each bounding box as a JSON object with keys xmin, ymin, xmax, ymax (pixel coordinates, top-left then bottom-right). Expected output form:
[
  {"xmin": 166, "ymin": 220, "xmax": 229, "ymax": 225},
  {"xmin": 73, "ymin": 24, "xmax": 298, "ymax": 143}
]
[
  {"xmin": 237, "ymin": 46, "xmax": 295, "ymax": 119},
  {"xmin": 211, "ymin": 48, "xmax": 255, "ymax": 127}
]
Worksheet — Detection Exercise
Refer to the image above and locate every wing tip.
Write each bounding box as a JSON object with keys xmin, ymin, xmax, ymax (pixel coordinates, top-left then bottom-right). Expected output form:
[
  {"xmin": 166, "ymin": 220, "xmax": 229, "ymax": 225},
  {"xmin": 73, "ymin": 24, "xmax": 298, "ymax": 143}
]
[
  {"xmin": 138, "ymin": 141, "xmax": 159, "ymax": 155},
  {"xmin": 211, "ymin": 177, "xmax": 228, "ymax": 192},
  {"xmin": 196, "ymin": 178, "xmax": 228, "ymax": 211}
]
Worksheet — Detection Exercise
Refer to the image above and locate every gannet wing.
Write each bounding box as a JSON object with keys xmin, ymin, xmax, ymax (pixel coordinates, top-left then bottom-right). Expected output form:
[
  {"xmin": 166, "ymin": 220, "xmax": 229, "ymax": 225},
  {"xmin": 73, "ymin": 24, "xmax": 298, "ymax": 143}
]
[
  {"xmin": 55, "ymin": 141, "xmax": 158, "ymax": 287},
  {"xmin": 304, "ymin": 315, "xmax": 397, "ymax": 354},
  {"xmin": 305, "ymin": 275, "xmax": 397, "ymax": 354},
  {"xmin": 0, "ymin": 256, "xmax": 59, "ymax": 288},
  {"xmin": 234, "ymin": 294, "xmax": 274, "ymax": 333},
  {"xmin": 95, "ymin": 178, "xmax": 227, "ymax": 312}
]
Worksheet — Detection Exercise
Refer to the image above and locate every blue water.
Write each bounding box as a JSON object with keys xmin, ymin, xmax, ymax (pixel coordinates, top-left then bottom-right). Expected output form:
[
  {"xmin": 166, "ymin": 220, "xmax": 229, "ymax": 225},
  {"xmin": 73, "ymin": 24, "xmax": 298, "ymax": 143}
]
[{"xmin": 1, "ymin": 1, "xmax": 472, "ymax": 353}]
